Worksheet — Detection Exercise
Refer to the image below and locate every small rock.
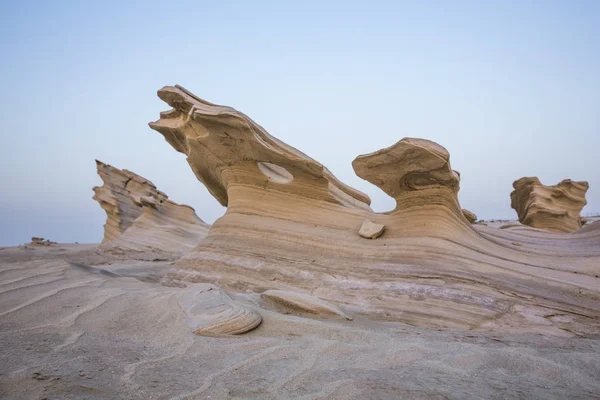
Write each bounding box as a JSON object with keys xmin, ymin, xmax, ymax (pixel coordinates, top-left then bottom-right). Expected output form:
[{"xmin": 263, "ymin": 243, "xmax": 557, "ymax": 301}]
[
  {"xmin": 462, "ymin": 209, "xmax": 477, "ymax": 224},
  {"xmin": 359, "ymin": 219, "xmax": 385, "ymax": 239}
]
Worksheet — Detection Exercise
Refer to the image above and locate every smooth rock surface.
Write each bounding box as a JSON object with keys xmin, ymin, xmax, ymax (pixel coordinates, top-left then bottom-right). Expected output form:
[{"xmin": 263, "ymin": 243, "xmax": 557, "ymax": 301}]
[
  {"xmin": 262, "ymin": 290, "xmax": 353, "ymax": 320},
  {"xmin": 180, "ymin": 284, "xmax": 262, "ymax": 336},
  {"xmin": 1, "ymin": 247, "xmax": 600, "ymax": 399}
]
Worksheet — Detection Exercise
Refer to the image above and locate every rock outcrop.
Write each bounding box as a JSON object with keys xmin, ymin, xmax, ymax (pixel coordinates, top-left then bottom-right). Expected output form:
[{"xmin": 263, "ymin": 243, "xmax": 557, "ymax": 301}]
[
  {"xmin": 358, "ymin": 219, "xmax": 385, "ymax": 239},
  {"xmin": 93, "ymin": 160, "xmax": 166, "ymax": 243},
  {"xmin": 93, "ymin": 160, "xmax": 210, "ymax": 254},
  {"xmin": 148, "ymin": 85, "xmax": 371, "ymax": 212},
  {"xmin": 28, "ymin": 237, "xmax": 57, "ymax": 246},
  {"xmin": 262, "ymin": 290, "xmax": 352, "ymax": 320},
  {"xmin": 462, "ymin": 209, "xmax": 477, "ymax": 224},
  {"xmin": 510, "ymin": 177, "xmax": 589, "ymax": 233},
  {"xmin": 149, "ymin": 85, "xmax": 600, "ymax": 336},
  {"xmin": 180, "ymin": 284, "xmax": 262, "ymax": 336},
  {"xmin": 352, "ymin": 138, "xmax": 463, "ymax": 217}
]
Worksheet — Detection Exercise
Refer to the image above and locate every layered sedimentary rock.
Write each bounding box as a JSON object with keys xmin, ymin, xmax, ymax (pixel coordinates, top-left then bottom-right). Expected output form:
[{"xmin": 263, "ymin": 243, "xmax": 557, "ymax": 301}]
[
  {"xmin": 180, "ymin": 284, "xmax": 261, "ymax": 335},
  {"xmin": 262, "ymin": 290, "xmax": 352, "ymax": 320},
  {"xmin": 352, "ymin": 138, "xmax": 464, "ymax": 217},
  {"xmin": 462, "ymin": 209, "xmax": 477, "ymax": 224},
  {"xmin": 148, "ymin": 85, "xmax": 371, "ymax": 212},
  {"xmin": 149, "ymin": 85, "xmax": 600, "ymax": 336},
  {"xmin": 510, "ymin": 177, "xmax": 589, "ymax": 233},
  {"xmin": 93, "ymin": 160, "xmax": 210, "ymax": 254}
]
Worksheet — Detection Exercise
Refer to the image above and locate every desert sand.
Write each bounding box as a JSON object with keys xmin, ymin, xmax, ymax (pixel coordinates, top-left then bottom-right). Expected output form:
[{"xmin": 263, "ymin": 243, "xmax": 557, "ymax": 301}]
[{"xmin": 1, "ymin": 85, "xmax": 599, "ymax": 399}]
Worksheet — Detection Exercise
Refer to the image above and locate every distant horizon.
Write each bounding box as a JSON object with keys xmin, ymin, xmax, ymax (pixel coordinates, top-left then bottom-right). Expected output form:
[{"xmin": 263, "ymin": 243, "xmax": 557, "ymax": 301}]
[{"xmin": 1, "ymin": 1, "xmax": 599, "ymax": 246}]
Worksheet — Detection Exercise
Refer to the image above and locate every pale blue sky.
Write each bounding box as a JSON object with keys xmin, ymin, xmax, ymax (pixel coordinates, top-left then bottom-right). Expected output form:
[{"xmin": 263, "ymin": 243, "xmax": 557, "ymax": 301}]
[{"xmin": 1, "ymin": 1, "xmax": 599, "ymax": 245}]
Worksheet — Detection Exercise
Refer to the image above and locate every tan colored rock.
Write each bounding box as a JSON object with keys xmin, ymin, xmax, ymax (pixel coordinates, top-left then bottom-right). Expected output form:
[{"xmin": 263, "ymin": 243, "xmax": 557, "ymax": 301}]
[
  {"xmin": 358, "ymin": 219, "xmax": 385, "ymax": 239},
  {"xmin": 462, "ymin": 209, "xmax": 477, "ymax": 224},
  {"xmin": 29, "ymin": 237, "xmax": 57, "ymax": 246},
  {"xmin": 262, "ymin": 290, "xmax": 352, "ymax": 320},
  {"xmin": 180, "ymin": 284, "xmax": 262, "ymax": 336},
  {"xmin": 510, "ymin": 177, "xmax": 588, "ymax": 233},
  {"xmin": 93, "ymin": 160, "xmax": 167, "ymax": 243},
  {"xmin": 93, "ymin": 160, "xmax": 210, "ymax": 254},
  {"xmin": 352, "ymin": 138, "xmax": 463, "ymax": 217},
  {"xmin": 151, "ymin": 85, "xmax": 600, "ymax": 336},
  {"xmin": 148, "ymin": 85, "xmax": 372, "ymax": 212}
]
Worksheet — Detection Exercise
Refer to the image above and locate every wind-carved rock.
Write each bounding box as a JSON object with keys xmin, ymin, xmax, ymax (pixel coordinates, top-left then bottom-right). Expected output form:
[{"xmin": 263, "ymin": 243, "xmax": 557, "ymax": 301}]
[
  {"xmin": 462, "ymin": 209, "xmax": 477, "ymax": 224},
  {"xmin": 93, "ymin": 160, "xmax": 209, "ymax": 254},
  {"xmin": 352, "ymin": 138, "xmax": 464, "ymax": 218},
  {"xmin": 510, "ymin": 177, "xmax": 589, "ymax": 233},
  {"xmin": 148, "ymin": 85, "xmax": 600, "ymax": 337},
  {"xmin": 180, "ymin": 284, "xmax": 262, "ymax": 336},
  {"xmin": 93, "ymin": 160, "xmax": 166, "ymax": 243},
  {"xmin": 148, "ymin": 85, "xmax": 372, "ymax": 212}
]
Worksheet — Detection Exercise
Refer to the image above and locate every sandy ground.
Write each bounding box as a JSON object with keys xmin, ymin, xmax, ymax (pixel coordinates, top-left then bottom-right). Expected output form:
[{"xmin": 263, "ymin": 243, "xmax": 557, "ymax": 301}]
[
  {"xmin": 478, "ymin": 216, "xmax": 600, "ymax": 229},
  {"xmin": 0, "ymin": 243, "xmax": 599, "ymax": 400}
]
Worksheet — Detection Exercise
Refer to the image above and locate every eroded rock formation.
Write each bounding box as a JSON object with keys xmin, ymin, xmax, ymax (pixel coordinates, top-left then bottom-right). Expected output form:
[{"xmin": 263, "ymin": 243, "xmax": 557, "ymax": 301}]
[
  {"xmin": 148, "ymin": 85, "xmax": 371, "ymax": 212},
  {"xmin": 180, "ymin": 284, "xmax": 261, "ymax": 335},
  {"xmin": 93, "ymin": 160, "xmax": 210, "ymax": 254},
  {"xmin": 149, "ymin": 85, "xmax": 600, "ymax": 336},
  {"xmin": 28, "ymin": 237, "xmax": 57, "ymax": 246},
  {"xmin": 510, "ymin": 177, "xmax": 589, "ymax": 233},
  {"xmin": 262, "ymin": 290, "xmax": 352, "ymax": 320},
  {"xmin": 352, "ymin": 138, "xmax": 463, "ymax": 217},
  {"xmin": 462, "ymin": 209, "xmax": 477, "ymax": 224}
]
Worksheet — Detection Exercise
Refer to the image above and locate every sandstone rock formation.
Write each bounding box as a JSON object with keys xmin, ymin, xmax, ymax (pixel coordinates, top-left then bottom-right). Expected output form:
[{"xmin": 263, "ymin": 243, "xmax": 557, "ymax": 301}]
[
  {"xmin": 262, "ymin": 290, "xmax": 353, "ymax": 320},
  {"xmin": 352, "ymin": 138, "xmax": 463, "ymax": 217},
  {"xmin": 180, "ymin": 284, "xmax": 261, "ymax": 335},
  {"xmin": 148, "ymin": 85, "xmax": 372, "ymax": 212},
  {"xmin": 149, "ymin": 85, "xmax": 600, "ymax": 336},
  {"xmin": 510, "ymin": 177, "xmax": 589, "ymax": 233},
  {"xmin": 462, "ymin": 209, "xmax": 477, "ymax": 224},
  {"xmin": 93, "ymin": 160, "xmax": 210, "ymax": 254},
  {"xmin": 28, "ymin": 237, "xmax": 57, "ymax": 246},
  {"xmin": 358, "ymin": 219, "xmax": 385, "ymax": 239}
]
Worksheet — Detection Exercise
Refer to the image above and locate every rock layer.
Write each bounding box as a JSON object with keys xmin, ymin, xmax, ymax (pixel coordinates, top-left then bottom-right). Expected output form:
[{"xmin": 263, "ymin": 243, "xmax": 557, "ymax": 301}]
[
  {"xmin": 462, "ymin": 209, "xmax": 477, "ymax": 224},
  {"xmin": 150, "ymin": 85, "xmax": 600, "ymax": 336},
  {"xmin": 93, "ymin": 160, "xmax": 210, "ymax": 254},
  {"xmin": 262, "ymin": 290, "xmax": 352, "ymax": 320},
  {"xmin": 180, "ymin": 284, "xmax": 262, "ymax": 335},
  {"xmin": 148, "ymin": 85, "xmax": 371, "ymax": 212},
  {"xmin": 352, "ymin": 138, "xmax": 463, "ymax": 217},
  {"xmin": 510, "ymin": 177, "xmax": 589, "ymax": 233}
]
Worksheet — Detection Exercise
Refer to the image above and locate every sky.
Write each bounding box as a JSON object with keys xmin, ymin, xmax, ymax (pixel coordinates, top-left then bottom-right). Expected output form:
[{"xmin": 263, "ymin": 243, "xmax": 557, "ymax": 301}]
[{"xmin": 1, "ymin": 0, "xmax": 599, "ymax": 245}]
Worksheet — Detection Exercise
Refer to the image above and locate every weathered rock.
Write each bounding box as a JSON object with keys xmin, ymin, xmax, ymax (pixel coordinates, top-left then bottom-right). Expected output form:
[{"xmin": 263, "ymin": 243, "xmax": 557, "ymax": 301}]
[
  {"xmin": 29, "ymin": 237, "xmax": 57, "ymax": 246},
  {"xmin": 148, "ymin": 85, "xmax": 372, "ymax": 211},
  {"xmin": 352, "ymin": 138, "xmax": 464, "ymax": 218},
  {"xmin": 150, "ymin": 85, "xmax": 600, "ymax": 336},
  {"xmin": 462, "ymin": 209, "xmax": 477, "ymax": 224},
  {"xmin": 93, "ymin": 160, "xmax": 167, "ymax": 243},
  {"xmin": 93, "ymin": 160, "xmax": 210, "ymax": 254},
  {"xmin": 180, "ymin": 284, "xmax": 262, "ymax": 335},
  {"xmin": 510, "ymin": 177, "xmax": 589, "ymax": 233},
  {"xmin": 262, "ymin": 290, "xmax": 352, "ymax": 320},
  {"xmin": 358, "ymin": 219, "xmax": 385, "ymax": 239}
]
